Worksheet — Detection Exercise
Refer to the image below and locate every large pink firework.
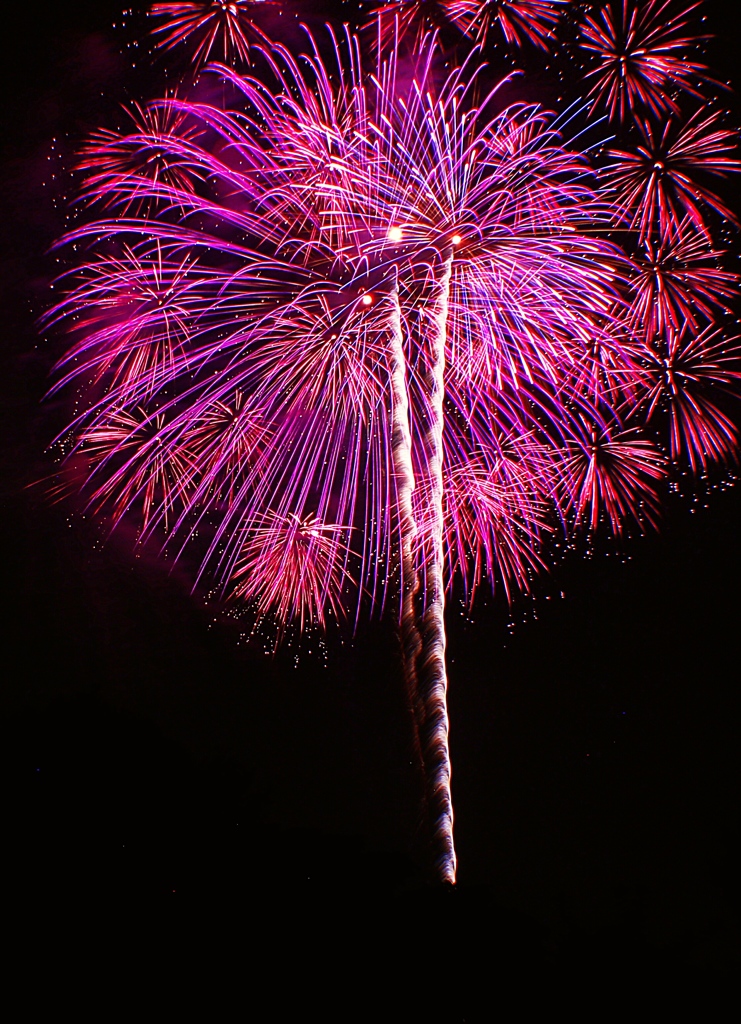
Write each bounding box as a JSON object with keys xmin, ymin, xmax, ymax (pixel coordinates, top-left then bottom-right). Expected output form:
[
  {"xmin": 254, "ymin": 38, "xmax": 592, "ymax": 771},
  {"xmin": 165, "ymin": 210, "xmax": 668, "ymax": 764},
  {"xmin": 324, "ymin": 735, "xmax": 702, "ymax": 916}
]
[{"xmin": 44, "ymin": 6, "xmax": 739, "ymax": 881}]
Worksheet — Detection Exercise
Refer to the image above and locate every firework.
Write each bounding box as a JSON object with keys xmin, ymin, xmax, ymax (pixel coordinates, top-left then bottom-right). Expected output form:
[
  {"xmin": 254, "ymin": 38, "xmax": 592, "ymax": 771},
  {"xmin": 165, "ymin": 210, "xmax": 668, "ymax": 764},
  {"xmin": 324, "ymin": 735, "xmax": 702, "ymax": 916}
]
[
  {"xmin": 149, "ymin": 0, "xmax": 278, "ymax": 67},
  {"xmin": 44, "ymin": 10, "xmax": 739, "ymax": 882},
  {"xmin": 640, "ymin": 326, "xmax": 741, "ymax": 472},
  {"xmin": 232, "ymin": 511, "xmax": 353, "ymax": 630},
  {"xmin": 606, "ymin": 110, "xmax": 740, "ymax": 242},
  {"xmin": 559, "ymin": 420, "xmax": 666, "ymax": 534},
  {"xmin": 579, "ymin": 0, "xmax": 711, "ymax": 123},
  {"xmin": 443, "ymin": 0, "xmax": 565, "ymax": 49},
  {"xmin": 628, "ymin": 226, "xmax": 738, "ymax": 338},
  {"xmin": 47, "ymin": 29, "xmax": 658, "ymax": 881},
  {"xmin": 77, "ymin": 102, "xmax": 205, "ymax": 214}
]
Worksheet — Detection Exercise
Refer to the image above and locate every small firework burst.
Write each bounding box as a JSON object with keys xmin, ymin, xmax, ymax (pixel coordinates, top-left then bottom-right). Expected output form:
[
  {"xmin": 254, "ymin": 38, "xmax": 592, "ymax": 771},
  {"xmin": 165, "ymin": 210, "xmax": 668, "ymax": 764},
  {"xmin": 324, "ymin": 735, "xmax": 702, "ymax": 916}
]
[
  {"xmin": 443, "ymin": 0, "xmax": 566, "ymax": 49},
  {"xmin": 77, "ymin": 101, "xmax": 205, "ymax": 213},
  {"xmin": 559, "ymin": 420, "xmax": 666, "ymax": 534},
  {"xmin": 640, "ymin": 326, "xmax": 741, "ymax": 472},
  {"xmin": 149, "ymin": 0, "xmax": 278, "ymax": 67},
  {"xmin": 78, "ymin": 406, "xmax": 195, "ymax": 531},
  {"xmin": 628, "ymin": 226, "xmax": 738, "ymax": 337},
  {"xmin": 606, "ymin": 110, "xmax": 740, "ymax": 242},
  {"xmin": 232, "ymin": 511, "xmax": 353, "ymax": 630},
  {"xmin": 579, "ymin": 0, "xmax": 711, "ymax": 123}
]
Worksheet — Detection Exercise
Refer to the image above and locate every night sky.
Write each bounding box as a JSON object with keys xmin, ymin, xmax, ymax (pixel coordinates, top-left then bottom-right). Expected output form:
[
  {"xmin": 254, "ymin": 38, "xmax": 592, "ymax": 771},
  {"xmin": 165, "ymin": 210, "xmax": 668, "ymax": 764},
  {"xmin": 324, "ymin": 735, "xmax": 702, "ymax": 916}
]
[{"xmin": 2, "ymin": 0, "xmax": 740, "ymax": 992}]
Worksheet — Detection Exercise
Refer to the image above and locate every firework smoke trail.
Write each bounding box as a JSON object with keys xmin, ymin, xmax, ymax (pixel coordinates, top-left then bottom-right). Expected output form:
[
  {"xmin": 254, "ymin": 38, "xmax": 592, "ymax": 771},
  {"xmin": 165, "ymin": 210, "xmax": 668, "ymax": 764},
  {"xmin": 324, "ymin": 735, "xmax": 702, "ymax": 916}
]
[
  {"xmin": 418, "ymin": 249, "xmax": 455, "ymax": 882},
  {"xmin": 388, "ymin": 279, "xmax": 423, "ymax": 762}
]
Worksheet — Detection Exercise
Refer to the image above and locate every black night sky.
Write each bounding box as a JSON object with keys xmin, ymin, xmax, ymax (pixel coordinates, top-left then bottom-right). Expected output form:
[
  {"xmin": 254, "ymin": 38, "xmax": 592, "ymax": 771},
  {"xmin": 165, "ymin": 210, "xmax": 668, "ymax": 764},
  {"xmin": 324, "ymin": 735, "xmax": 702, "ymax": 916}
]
[{"xmin": 2, "ymin": 0, "xmax": 740, "ymax": 995}]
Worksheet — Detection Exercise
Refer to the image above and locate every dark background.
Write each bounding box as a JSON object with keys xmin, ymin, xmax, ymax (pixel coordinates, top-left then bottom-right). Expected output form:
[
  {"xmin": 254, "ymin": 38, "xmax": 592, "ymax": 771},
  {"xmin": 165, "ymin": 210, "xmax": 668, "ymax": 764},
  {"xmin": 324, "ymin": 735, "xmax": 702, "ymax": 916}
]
[{"xmin": 1, "ymin": 0, "xmax": 739, "ymax": 992}]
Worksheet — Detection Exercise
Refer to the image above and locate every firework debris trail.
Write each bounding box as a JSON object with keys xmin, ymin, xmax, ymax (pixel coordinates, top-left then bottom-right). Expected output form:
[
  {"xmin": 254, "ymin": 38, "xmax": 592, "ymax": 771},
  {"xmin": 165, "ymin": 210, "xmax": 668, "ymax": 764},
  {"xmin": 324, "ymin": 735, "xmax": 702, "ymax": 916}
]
[
  {"xmin": 417, "ymin": 248, "xmax": 455, "ymax": 883},
  {"xmin": 388, "ymin": 279, "xmax": 424, "ymax": 767}
]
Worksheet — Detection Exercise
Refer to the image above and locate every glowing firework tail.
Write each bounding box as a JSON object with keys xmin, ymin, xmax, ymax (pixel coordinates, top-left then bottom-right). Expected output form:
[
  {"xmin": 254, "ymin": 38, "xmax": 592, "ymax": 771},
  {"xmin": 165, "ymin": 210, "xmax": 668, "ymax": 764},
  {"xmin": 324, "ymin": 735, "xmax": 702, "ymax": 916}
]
[
  {"xmin": 388, "ymin": 279, "xmax": 423, "ymax": 764},
  {"xmin": 418, "ymin": 249, "xmax": 455, "ymax": 883}
]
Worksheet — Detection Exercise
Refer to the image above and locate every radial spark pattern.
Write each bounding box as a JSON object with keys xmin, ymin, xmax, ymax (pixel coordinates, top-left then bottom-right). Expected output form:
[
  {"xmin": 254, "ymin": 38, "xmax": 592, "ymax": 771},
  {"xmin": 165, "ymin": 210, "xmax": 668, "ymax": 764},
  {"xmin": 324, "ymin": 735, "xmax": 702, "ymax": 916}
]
[
  {"xmin": 149, "ymin": 0, "xmax": 278, "ymax": 66},
  {"xmin": 579, "ymin": 0, "xmax": 711, "ymax": 122}
]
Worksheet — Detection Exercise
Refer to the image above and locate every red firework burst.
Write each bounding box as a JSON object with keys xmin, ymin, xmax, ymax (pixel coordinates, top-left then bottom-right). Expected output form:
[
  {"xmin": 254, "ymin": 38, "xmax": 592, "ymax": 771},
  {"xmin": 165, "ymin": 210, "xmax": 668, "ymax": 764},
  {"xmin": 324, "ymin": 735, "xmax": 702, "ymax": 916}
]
[
  {"xmin": 640, "ymin": 326, "xmax": 741, "ymax": 471},
  {"xmin": 629, "ymin": 225, "xmax": 738, "ymax": 338},
  {"xmin": 49, "ymin": 243, "xmax": 198, "ymax": 399},
  {"xmin": 579, "ymin": 0, "xmax": 712, "ymax": 123},
  {"xmin": 606, "ymin": 110, "xmax": 740, "ymax": 242},
  {"xmin": 443, "ymin": 0, "xmax": 565, "ymax": 49},
  {"xmin": 149, "ymin": 0, "xmax": 277, "ymax": 67},
  {"xmin": 559, "ymin": 420, "xmax": 666, "ymax": 534},
  {"xmin": 77, "ymin": 101, "xmax": 205, "ymax": 213},
  {"xmin": 78, "ymin": 407, "xmax": 195, "ymax": 530},
  {"xmin": 231, "ymin": 512, "xmax": 353, "ymax": 630}
]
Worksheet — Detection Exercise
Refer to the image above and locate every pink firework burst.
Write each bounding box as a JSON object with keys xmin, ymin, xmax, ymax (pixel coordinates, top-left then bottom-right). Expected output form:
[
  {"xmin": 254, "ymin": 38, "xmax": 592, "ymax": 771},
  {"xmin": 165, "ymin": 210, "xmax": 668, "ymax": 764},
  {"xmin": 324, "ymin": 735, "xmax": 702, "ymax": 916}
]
[
  {"xmin": 77, "ymin": 406, "xmax": 195, "ymax": 531},
  {"xmin": 149, "ymin": 0, "xmax": 278, "ymax": 66},
  {"xmin": 442, "ymin": 433, "xmax": 553, "ymax": 603},
  {"xmin": 640, "ymin": 326, "xmax": 741, "ymax": 472},
  {"xmin": 77, "ymin": 101, "xmax": 205, "ymax": 214},
  {"xmin": 48, "ymin": 243, "xmax": 198, "ymax": 399},
  {"xmin": 579, "ymin": 0, "xmax": 712, "ymax": 123},
  {"xmin": 232, "ymin": 511, "xmax": 353, "ymax": 630},
  {"xmin": 559, "ymin": 419, "xmax": 666, "ymax": 534},
  {"xmin": 606, "ymin": 109, "xmax": 740, "ymax": 242},
  {"xmin": 629, "ymin": 224, "xmax": 738, "ymax": 338}
]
